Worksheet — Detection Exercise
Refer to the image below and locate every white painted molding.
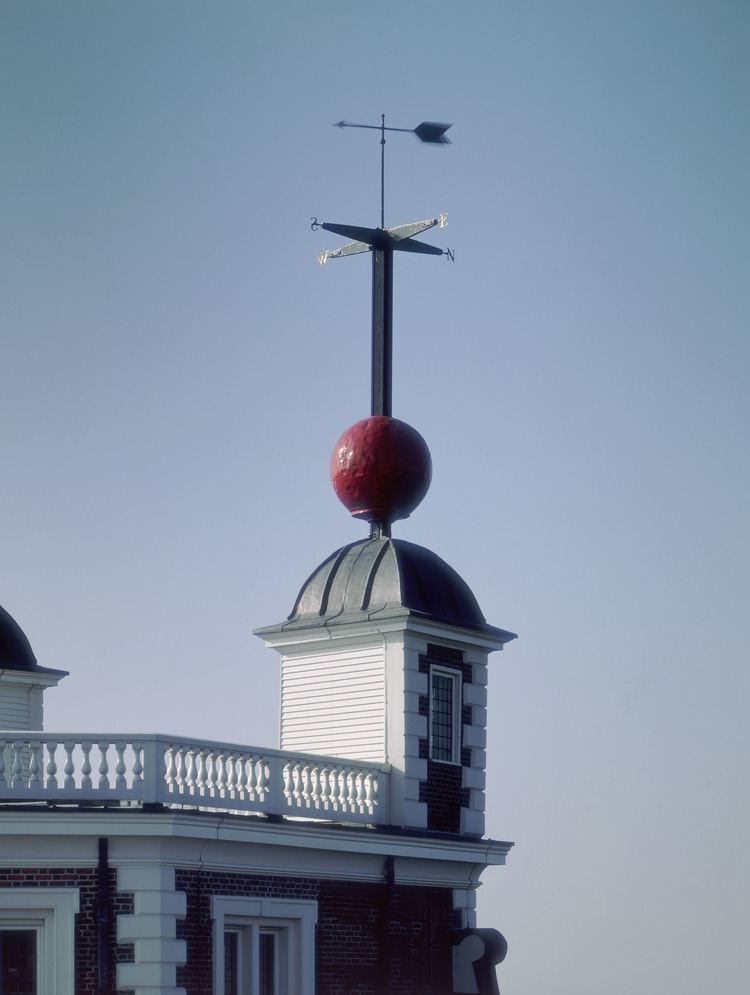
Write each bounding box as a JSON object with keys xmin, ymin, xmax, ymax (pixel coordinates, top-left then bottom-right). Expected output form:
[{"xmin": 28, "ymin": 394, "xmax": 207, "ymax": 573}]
[
  {"xmin": 0, "ymin": 887, "xmax": 79, "ymax": 995},
  {"xmin": 461, "ymin": 767, "xmax": 486, "ymax": 791},
  {"xmin": 260, "ymin": 613, "xmax": 508, "ymax": 656},
  {"xmin": 452, "ymin": 886, "xmax": 478, "ymax": 929},
  {"xmin": 463, "ymin": 725, "xmax": 487, "ymax": 750},
  {"xmin": 116, "ymin": 863, "xmax": 186, "ymax": 994},
  {"xmin": 211, "ymin": 895, "xmax": 317, "ymax": 995},
  {"xmin": 471, "ymin": 663, "xmax": 489, "ymax": 685},
  {"xmin": 0, "ymin": 671, "xmax": 65, "ymax": 690},
  {"xmin": 460, "ymin": 808, "xmax": 485, "ymax": 837},
  {"xmin": 0, "ymin": 810, "xmax": 511, "ymax": 862},
  {"xmin": 463, "ymin": 683, "xmax": 487, "ymax": 707}
]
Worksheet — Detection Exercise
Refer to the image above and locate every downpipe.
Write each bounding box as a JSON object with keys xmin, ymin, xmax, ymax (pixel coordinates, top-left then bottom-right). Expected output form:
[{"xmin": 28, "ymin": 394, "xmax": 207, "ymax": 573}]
[{"xmin": 96, "ymin": 837, "xmax": 111, "ymax": 995}]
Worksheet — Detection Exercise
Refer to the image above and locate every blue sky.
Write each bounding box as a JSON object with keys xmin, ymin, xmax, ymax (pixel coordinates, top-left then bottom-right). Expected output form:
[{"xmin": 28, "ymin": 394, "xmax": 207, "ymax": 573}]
[{"xmin": 1, "ymin": 2, "xmax": 748, "ymax": 993}]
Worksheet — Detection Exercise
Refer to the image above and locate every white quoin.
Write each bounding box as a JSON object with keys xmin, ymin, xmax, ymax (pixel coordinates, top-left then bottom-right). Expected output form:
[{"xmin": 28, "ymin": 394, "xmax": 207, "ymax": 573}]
[{"xmin": 258, "ymin": 613, "xmax": 507, "ymax": 834}]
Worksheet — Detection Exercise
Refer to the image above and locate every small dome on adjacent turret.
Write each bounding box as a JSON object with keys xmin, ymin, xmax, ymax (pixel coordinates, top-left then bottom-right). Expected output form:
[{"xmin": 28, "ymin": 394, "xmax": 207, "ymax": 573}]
[
  {"xmin": 270, "ymin": 536, "xmax": 514, "ymax": 642},
  {"xmin": 0, "ymin": 603, "xmax": 67, "ymax": 680},
  {"xmin": 0, "ymin": 603, "xmax": 38, "ymax": 671}
]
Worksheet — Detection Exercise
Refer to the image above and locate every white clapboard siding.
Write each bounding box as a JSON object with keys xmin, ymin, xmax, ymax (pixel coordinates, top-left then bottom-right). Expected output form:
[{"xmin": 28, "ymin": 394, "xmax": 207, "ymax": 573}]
[
  {"xmin": 0, "ymin": 685, "xmax": 31, "ymax": 729},
  {"xmin": 280, "ymin": 643, "xmax": 385, "ymax": 762}
]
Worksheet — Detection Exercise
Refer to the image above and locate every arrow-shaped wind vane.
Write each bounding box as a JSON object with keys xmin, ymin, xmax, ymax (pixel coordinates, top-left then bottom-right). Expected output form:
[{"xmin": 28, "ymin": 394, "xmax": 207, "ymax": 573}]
[
  {"xmin": 335, "ymin": 116, "xmax": 452, "ymax": 228},
  {"xmin": 335, "ymin": 119, "xmax": 452, "ymax": 145}
]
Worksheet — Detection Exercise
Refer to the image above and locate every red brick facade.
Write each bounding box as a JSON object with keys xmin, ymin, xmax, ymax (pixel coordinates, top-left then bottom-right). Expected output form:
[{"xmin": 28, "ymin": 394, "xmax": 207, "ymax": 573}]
[
  {"xmin": 1, "ymin": 863, "xmax": 461, "ymax": 993},
  {"xmin": 175, "ymin": 868, "xmax": 458, "ymax": 995}
]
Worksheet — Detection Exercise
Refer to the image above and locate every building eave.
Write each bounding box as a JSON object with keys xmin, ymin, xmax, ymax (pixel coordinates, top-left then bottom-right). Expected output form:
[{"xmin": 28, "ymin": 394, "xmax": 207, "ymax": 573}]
[
  {"xmin": 0, "ymin": 807, "xmax": 513, "ymax": 889},
  {"xmin": 256, "ymin": 609, "xmax": 516, "ymax": 655}
]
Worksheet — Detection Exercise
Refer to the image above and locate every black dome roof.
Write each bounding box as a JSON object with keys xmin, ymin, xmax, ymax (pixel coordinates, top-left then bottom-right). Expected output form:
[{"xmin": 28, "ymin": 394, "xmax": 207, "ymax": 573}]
[
  {"xmin": 0, "ymin": 603, "xmax": 38, "ymax": 671},
  {"xmin": 269, "ymin": 537, "xmax": 515, "ymax": 642}
]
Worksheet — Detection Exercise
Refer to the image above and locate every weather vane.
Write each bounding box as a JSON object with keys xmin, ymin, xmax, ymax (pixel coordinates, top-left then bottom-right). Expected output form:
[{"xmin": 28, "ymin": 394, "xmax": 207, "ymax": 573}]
[{"xmin": 311, "ymin": 114, "xmax": 454, "ymax": 418}]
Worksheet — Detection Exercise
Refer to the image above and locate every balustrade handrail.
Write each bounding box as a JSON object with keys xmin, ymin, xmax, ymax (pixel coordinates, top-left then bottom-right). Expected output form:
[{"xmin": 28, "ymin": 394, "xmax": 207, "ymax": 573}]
[
  {"xmin": 0, "ymin": 731, "xmax": 389, "ymax": 825},
  {"xmin": 0, "ymin": 732, "xmax": 391, "ymax": 769}
]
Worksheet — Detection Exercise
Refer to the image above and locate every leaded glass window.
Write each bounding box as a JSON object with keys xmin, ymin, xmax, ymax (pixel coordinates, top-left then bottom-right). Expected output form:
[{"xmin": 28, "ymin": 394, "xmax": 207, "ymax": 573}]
[
  {"xmin": 430, "ymin": 666, "xmax": 460, "ymax": 763},
  {"xmin": 0, "ymin": 929, "xmax": 37, "ymax": 995}
]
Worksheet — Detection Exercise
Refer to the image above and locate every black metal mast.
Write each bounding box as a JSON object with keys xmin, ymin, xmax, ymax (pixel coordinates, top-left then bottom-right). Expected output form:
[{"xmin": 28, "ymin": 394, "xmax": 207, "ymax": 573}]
[
  {"xmin": 373, "ymin": 114, "xmax": 391, "ymax": 415},
  {"xmin": 313, "ymin": 116, "xmax": 453, "ymax": 417}
]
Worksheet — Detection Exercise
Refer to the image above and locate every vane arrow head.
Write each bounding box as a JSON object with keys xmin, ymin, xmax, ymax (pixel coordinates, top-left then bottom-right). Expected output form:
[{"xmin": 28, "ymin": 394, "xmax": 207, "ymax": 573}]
[{"xmin": 414, "ymin": 121, "xmax": 452, "ymax": 145}]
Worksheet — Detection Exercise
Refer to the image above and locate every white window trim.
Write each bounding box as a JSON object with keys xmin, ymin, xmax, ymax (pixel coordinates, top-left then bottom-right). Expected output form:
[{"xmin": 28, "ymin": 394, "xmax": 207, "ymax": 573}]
[
  {"xmin": 211, "ymin": 895, "xmax": 317, "ymax": 995},
  {"xmin": 429, "ymin": 664, "xmax": 462, "ymax": 765},
  {"xmin": 0, "ymin": 888, "xmax": 79, "ymax": 995}
]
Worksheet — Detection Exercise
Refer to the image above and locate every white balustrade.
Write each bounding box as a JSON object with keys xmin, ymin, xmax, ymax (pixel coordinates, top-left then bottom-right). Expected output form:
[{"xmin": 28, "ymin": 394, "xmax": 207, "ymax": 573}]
[{"xmin": 0, "ymin": 733, "xmax": 387, "ymax": 824}]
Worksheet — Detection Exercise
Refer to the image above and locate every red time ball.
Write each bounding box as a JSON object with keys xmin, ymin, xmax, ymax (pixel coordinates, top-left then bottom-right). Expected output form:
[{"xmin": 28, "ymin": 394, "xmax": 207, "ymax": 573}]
[{"xmin": 330, "ymin": 416, "xmax": 432, "ymax": 524}]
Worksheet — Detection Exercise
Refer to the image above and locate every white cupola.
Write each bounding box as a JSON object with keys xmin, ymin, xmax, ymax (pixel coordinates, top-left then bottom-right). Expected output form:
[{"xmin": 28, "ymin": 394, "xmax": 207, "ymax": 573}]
[{"xmin": 257, "ymin": 533, "xmax": 515, "ymax": 835}]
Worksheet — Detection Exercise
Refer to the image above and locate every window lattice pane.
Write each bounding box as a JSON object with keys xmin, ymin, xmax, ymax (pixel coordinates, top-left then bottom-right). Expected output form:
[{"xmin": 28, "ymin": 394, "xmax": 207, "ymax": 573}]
[
  {"xmin": 224, "ymin": 931, "xmax": 239, "ymax": 995},
  {"xmin": 431, "ymin": 672, "xmax": 454, "ymax": 761},
  {"xmin": 259, "ymin": 931, "xmax": 277, "ymax": 995},
  {"xmin": 0, "ymin": 930, "xmax": 37, "ymax": 995}
]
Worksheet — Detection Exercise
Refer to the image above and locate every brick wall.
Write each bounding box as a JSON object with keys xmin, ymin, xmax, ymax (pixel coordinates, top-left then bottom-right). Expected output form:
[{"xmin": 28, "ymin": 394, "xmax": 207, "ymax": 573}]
[
  {"xmin": 318, "ymin": 879, "xmax": 456, "ymax": 995},
  {"xmin": 175, "ymin": 868, "xmax": 457, "ymax": 995},
  {"xmin": 175, "ymin": 869, "xmax": 318, "ymax": 992},
  {"xmin": 0, "ymin": 866, "xmax": 134, "ymax": 995}
]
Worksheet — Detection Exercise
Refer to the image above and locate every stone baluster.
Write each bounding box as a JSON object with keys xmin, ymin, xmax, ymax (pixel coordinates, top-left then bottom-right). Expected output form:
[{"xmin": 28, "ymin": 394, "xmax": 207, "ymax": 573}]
[
  {"xmin": 176, "ymin": 747, "xmax": 188, "ymax": 794},
  {"xmin": 97, "ymin": 742, "xmax": 110, "ymax": 790},
  {"xmin": 11, "ymin": 741, "xmax": 25, "ymax": 789},
  {"xmin": 329, "ymin": 767, "xmax": 339, "ymax": 809},
  {"xmin": 354, "ymin": 770, "xmax": 365, "ymax": 813},
  {"xmin": 46, "ymin": 742, "xmax": 59, "ymax": 790},
  {"xmin": 132, "ymin": 744, "xmax": 144, "ymax": 785},
  {"xmin": 63, "ymin": 742, "xmax": 76, "ymax": 789},
  {"xmin": 207, "ymin": 752, "xmax": 218, "ymax": 797},
  {"xmin": 245, "ymin": 756, "xmax": 257, "ymax": 800},
  {"xmin": 326, "ymin": 767, "xmax": 338, "ymax": 810},
  {"xmin": 195, "ymin": 749, "xmax": 207, "ymax": 796},
  {"xmin": 365, "ymin": 773, "xmax": 376, "ymax": 814},
  {"xmin": 225, "ymin": 753, "xmax": 236, "ymax": 798},
  {"xmin": 236, "ymin": 754, "xmax": 248, "ymax": 799},
  {"xmin": 29, "ymin": 741, "xmax": 42, "ymax": 788},
  {"xmin": 215, "ymin": 752, "xmax": 228, "ymax": 797},
  {"xmin": 319, "ymin": 767, "xmax": 331, "ymax": 810},
  {"xmin": 309, "ymin": 765, "xmax": 321, "ymax": 810},
  {"xmin": 114, "ymin": 742, "xmax": 127, "ymax": 790},
  {"xmin": 80, "ymin": 742, "xmax": 92, "ymax": 791},
  {"xmin": 11, "ymin": 739, "xmax": 26, "ymax": 788},
  {"xmin": 299, "ymin": 764, "xmax": 310, "ymax": 808},
  {"xmin": 280, "ymin": 762, "xmax": 290, "ymax": 805},
  {"xmin": 292, "ymin": 763, "xmax": 303, "ymax": 807},
  {"xmin": 165, "ymin": 747, "xmax": 177, "ymax": 792},
  {"xmin": 185, "ymin": 747, "xmax": 197, "ymax": 795}
]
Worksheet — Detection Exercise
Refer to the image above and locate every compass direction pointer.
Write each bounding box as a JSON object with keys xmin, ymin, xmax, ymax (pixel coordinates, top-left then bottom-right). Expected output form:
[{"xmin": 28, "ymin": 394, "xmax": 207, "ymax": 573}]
[{"xmin": 315, "ymin": 114, "xmax": 454, "ymax": 417}]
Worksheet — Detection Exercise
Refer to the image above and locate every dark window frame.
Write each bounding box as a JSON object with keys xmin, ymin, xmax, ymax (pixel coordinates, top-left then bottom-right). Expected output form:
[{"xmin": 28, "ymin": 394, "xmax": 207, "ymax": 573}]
[{"xmin": 429, "ymin": 664, "xmax": 462, "ymax": 764}]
